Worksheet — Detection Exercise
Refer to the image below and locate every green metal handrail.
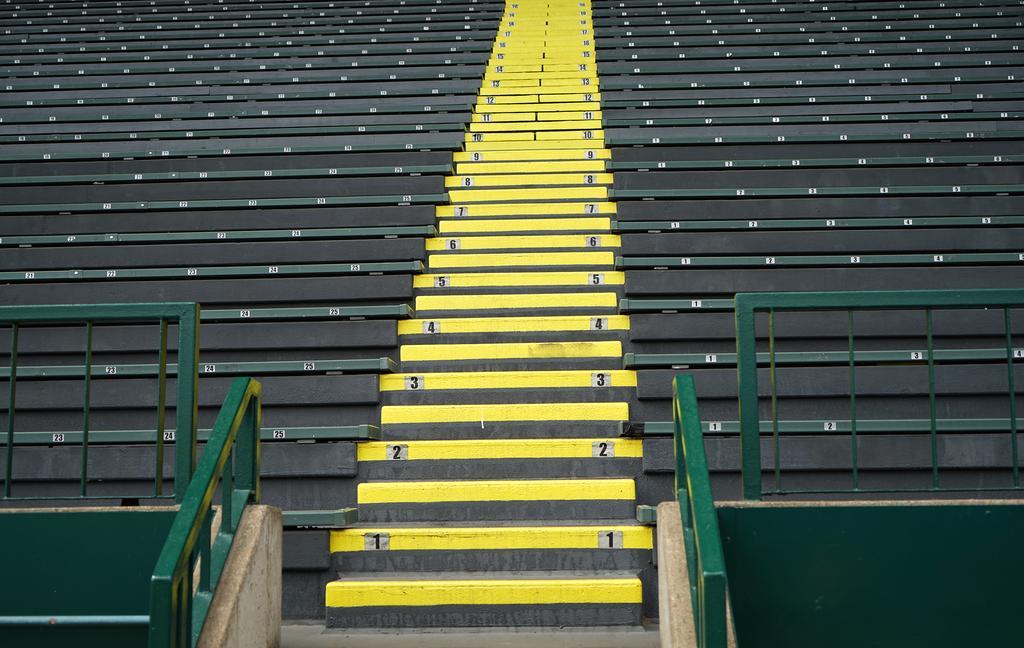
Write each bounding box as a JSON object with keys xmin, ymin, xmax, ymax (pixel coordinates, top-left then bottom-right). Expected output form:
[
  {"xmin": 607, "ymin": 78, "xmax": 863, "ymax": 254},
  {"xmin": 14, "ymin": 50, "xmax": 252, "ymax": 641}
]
[
  {"xmin": 149, "ymin": 376, "xmax": 262, "ymax": 648},
  {"xmin": 735, "ymin": 288, "xmax": 1024, "ymax": 500},
  {"xmin": 672, "ymin": 374, "xmax": 728, "ymax": 648},
  {"xmin": 1, "ymin": 303, "xmax": 199, "ymax": 503}
]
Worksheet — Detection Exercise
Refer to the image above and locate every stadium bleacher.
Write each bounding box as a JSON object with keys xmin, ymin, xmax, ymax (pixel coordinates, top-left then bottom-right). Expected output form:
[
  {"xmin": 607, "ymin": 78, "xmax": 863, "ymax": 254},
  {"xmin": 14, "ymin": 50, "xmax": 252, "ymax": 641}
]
[{"xmin": 1, "ymin": 0, "xmax": 1023, "ymax": 643}]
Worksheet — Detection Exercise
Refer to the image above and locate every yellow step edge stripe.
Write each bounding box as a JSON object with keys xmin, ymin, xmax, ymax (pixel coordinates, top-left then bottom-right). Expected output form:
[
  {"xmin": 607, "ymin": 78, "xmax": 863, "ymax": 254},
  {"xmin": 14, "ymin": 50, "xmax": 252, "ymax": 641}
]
[
  {"xmin": 415, "ymin": 291, "xmax": 617, "ymax": 311},
  {"xmin": 399, "ymin": 340, "xmax": 622, "ymax": 362},
  {"xmin": 427, "ymin": 251, "xmax": 614, "ymax": 269},
  {"xmin": 398, "ymin": 314, "xmax": 630, "ymax": 335},
  {"xmin": 453, "ymin": 161, "xmax": 606, "ymax": 174},
  {"xmin": 426, "ymin": 234, "xmax": 619, "ymax": 251},
  {"xmin": 437, "ymin": 202, "xmax": 614, "ymax": 217},
  {"xmin": 444, "ymin": 173, "xmax": 612, "ymax": 188},
  {"xmin": 358, "ymin": 478, "xmax": 635, "ymax": 503},
  {"xmin": 453, "ymin": 149, "xmax": 609, "ymax": 162},
  {"xmin": 437, "ymin": 218, "xmax": 610, "ymax": 234},
  {"xmin": 330, "ymin": 525, "xmax": 651, "ymax": 552},
  {"xmin": 470, "ymin": 120, "xmax": 602, "ymax": 133},
  {"xmin": 379, "ymin": 370, "xmax": 637, "ymax": 391},
  {"xmin": 475, "ymin": 102, "xmax": 601, "ymax": 113},
  {"xmin": 380, "ymin": 402, "xmax": 630, "ymax": 425},
  {"xmin": 325, "ymin": 577, "xmax": 643, "ymax": 608},
  {"xmin": 464, "ymin": 139, "xmax": 604, "ymax": 151},
  {"xmin": 413, "ymin": 270, "xmax": 622, "ymax": 288},
  {"xmin": 447, "ymin": 187, "xmax": 608, "ymax": 203},
  {"xmin": 357, "ymin": 438, "xmax": 642, "ymax": 461}
]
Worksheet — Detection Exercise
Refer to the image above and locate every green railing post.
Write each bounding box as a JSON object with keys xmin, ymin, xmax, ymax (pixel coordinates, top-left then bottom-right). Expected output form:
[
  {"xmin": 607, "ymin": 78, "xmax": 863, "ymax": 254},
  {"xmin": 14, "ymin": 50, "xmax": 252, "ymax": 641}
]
[
  {"xmin": 673, "ymin": 375, "xmax": 729, "ymax": 648},
  {"xmin": 174, "ymin": 304, "xmax": 201, "ymax": 504},
  {"xmin": 735, "ymin": 296, "xmax": 763, "ymax": 500},
  {"xmin": 4, "ymin": 323, "xmax": 18, "ymax": 498},
  {"xmin": 149, "ymin": 376, "xmax": 261, "ymax": 648}
]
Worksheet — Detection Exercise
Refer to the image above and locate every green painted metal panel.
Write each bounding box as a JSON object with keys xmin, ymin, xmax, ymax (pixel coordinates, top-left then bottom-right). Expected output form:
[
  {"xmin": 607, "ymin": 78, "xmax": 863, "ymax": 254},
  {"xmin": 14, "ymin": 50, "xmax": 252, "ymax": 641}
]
[
  {"xmin": 717, "ymin": 503, "xmax": 1024, "ymax": 647},
  {"xmin": 611, "ymin": 185, "xmax": 1024, "ymax": 200},
  {"xmin": 201, "ymin": 305, "xmax": 412, "ymax": 322},
  {"xmin": 608, "ymin": 155, "xmax": 1024, "ymax": 172},
  {"xmin": 0, "ymin": 424, "xmax": 381, "ymax": 446},
  {"xmin": 0, "ymin": 509, "xmax": 176, "ymax": 616},
  {"xmin": 617, "ymin": 252, "xmax": 1024, "ymax": 270},
  {"xmin": 0, "ymin": 357, "xmax": 396, "ymax": 378},
  {"xmin": 0, "ymin": 194, "xmax": 446, "ymax": 214},
  {"xmin": 624, "ymin": 347, "xmax": 1021, "ymax": 368},
  {"xmin": 604, "ymin": 110, "xmax": 1024, "ymax": 128},
  {"xmin": 619, "ymin": 298, "xmax": 735, "ymax": 313},
  {"xmin": 639, "ymin": 418, "xmax": 1024, "ymax": 437}
]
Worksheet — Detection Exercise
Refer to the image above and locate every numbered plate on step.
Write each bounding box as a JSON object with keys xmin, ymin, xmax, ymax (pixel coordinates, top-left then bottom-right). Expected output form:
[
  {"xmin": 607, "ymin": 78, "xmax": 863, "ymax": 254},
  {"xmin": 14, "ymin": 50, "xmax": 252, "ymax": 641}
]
[
  {"xmin": 597, "ymin": 530, "xmax": 624, "ymax": 549},
  {"xmin": 364, "ymin": 532, "xmax": 390, "ymax": 550},
  {"xmin": 386, "ymin": 444, "xmax": 409, "ymax": 460},
  {"xmin": 592, "ymin": 440, "xmax": 615, "ymax": 457}
]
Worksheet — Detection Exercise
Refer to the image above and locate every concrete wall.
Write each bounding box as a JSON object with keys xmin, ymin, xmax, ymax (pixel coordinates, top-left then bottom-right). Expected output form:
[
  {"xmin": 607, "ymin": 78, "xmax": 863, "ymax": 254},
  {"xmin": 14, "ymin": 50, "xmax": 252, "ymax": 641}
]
[{"xmin": 198, "ymin": 505, "xmax": 283, "ymax": 648}]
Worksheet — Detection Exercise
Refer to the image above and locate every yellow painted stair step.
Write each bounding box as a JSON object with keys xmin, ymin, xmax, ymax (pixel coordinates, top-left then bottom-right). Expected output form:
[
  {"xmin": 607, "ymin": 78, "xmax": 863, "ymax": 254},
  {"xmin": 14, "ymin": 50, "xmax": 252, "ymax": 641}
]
[
  {"xmin": 415, "ymin": 291, "xmax": 617, "ymax": 310},
  {"xmin": 437, "ymin": 202, "xmax": 614, "ymax": 217},
  {"xmin": 437, "ymin": 218, "xmax": 610, "ymax": 234},
  {"xmin": 453, "ymin": 161, "xmax": 605, "ymax": 174},
  {"xmin": 413, "ymin": 270, "xmax": 622, "ymax": 288},
  {"xmin": 426, "ymin": 234, "xmax": 619, "ymax": 251},
  {"xmin": 476, "ymin": 102, "xmax": 601, "ymax": 115},
  {"xmin": 399, "ymin": 340, "xmax": 621, "ymax": 362},
  {"xmin": 331, "ymin": 524, "xmax": 651, "ymax": 551},
  {"xmin": 453, "ymin": 149, "xmax": 609, "ymax": 162},
  {"xmin": 358, "ymin": 478, "xmax": 634, "ymax": 503},
  {"xmin": 381, "ymin": 402, "xmax": 630, "ymax": 425},
  {"xmin": 325, "ymin": 577, "xmax": 642, "ymax": 608},
  {"xmin": 446, "ymin": 187, "xmax": 608, "ymax": 203},
  {"xmin": 379, "ymin": 370, "xmax": 636, "ymax": 391},
  {"xmin": 427, "ymin": 251, "xmax": 614, "ymax": 269},
  {"xmin": 444, "ymin": 173, "xmax": 612, "ymax": 189},
  {"xmin": 357, "ymin": 438, "xmax": 641, "ymax": 461},
  {"xmin": 470, "ymin": 120, "xmax": 602, "ymax": 133},
  {"xmin": 398, "ymin": 314, "xmax": 629, "ymax": 335},
  {"xmin": 464, "ymin": 138, "xmax": 604, "ymax": 152}
]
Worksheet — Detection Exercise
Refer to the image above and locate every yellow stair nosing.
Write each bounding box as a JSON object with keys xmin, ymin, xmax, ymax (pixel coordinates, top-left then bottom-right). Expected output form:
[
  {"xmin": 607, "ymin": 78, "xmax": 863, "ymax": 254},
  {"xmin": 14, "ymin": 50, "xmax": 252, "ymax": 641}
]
[
  {"xmin": 380, "ymin": 402, "xmax": 630, "ymax": 424},
  {"xmin": 325, "ymin": 577, "xmax": 643, "ymax": 607},
  {"xmin": 379, "ymin": 370, "xmax": 637, "ymax": 391},
  {"xmin": 358, "ymin": 477, "xmax": 635, "ymax": 503},
  {"xmin": 398, "ymin": 340, "xmax": 622, "ymax": 362},
  {"xmin": 330, "ymin": 524, "xmax": 652, "ymax": 552}
]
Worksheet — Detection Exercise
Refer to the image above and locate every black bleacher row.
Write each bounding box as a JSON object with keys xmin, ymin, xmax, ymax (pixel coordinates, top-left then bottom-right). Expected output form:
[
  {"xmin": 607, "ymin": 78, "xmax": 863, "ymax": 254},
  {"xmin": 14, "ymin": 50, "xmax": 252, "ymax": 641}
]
[
  {"xmin": 595, "ymin": 0, "xmax": 1024, "ymax": 472},
  {"xmin": 0, "ymin": 0, "xmax": 497, "ymax": 509}
]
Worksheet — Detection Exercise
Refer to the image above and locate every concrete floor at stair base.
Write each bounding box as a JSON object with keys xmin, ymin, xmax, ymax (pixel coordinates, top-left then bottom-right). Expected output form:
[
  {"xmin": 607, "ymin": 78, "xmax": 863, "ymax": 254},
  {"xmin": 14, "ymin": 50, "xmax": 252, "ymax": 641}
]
[
  {"xmin": 325, "ymin": 603, "xmax": 642, "ymax": 628},
  {"xmin": 282, "ymin": 623, "xmax": 659, "ymax": 647}
]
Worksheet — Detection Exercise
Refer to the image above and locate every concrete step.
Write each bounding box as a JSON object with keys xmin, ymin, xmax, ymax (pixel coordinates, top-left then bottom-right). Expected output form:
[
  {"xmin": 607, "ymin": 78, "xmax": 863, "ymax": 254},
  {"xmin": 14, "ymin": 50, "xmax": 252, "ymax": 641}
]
[
  {"xmin": 425, "ymin": 234, "xmax": 620, "ymax": 251},
  {"xmin": 380, "ymin": 370, "xmax": 636, "ymax": 392},
  {"xmin": 397, "ymin": 315, "xmax": 629, "ymax": 336},
  {"xmin": 437, "ymin": 217, "xmax": 611, "ymax": 234},
  {"xmin": 436, "ymin": 201, "xmax": 614, "ymax": 218},
  {"xmin": 330, "ymin": 522, "xmax": 652, "ymax": 572},
  {"xmin": 427, "ymin": 251, "xmax": 615, "ymax": 270},
  {"xmin": 325, "ymin": 571, "xmax": 643, "ymax": 628},
  {"xmin": 378, "ymin": 420, "xmax": 626, "ymax": 441},
  {"xmin": 413, "ymin": 270, "xmax": 624, "ymax": 288},
  {"xmin": 397, "ymin": 340, "xmax": 622, "ymax": 363},
  {"xmin": 414, "ymin": 291, "xmax": 617, "ymax": 311},
  {"xmin": 357, "ymin": 478, "xmax": 636, "ymax": 522},
  {"xmin": 380, "ymin": 401, "xmax": 629, "ymax": 425}
]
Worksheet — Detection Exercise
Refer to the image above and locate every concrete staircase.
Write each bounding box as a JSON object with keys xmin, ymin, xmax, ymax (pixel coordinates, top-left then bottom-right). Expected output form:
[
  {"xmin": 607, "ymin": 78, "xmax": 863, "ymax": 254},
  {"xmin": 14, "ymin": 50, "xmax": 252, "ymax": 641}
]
[{"xmin": 324, "ymin": 0, "xmax": 655, "ymax": 628}]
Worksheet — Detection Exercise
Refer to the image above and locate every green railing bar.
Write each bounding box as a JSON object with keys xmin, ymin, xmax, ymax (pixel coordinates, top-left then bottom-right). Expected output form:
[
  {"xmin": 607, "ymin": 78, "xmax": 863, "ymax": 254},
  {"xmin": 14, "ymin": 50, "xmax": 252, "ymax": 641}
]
[
  {"xmin": 156, "ymin": 318, "xmax": 168, "ymax": 497},
  {"xmin": 672, "ymin": 374, "xmax": 728, "ymax": 648},
  {"xmin": 0, "ymin": 615, "xmax": 150, "ymax": 626},
  {"xmin": 734, "ymin": 288, "xmax": 1024, "ymax": 500},
  {"xmin": 200, "ymin": 305, "xmax": 412, "ymax": 322},
  {"xmin": 608, "ymin": 154, "xmax": 1024, "ymax": 172},
  {"xmin": 80, "ymin": 321, "xmax": 93, "ymax": 497},
  {"xmin": 0, "ymin": 425, "xmax": 380, "ymax": 447},
  {"xmin": 4, "ymin": 324, "xmax": 17, "ymax": 498},
  {"xmin": 610, "ymin": 184, "xmax": 1024, "ymax": 200},
  {"xmin": 283, "ymin": 508, "xmax": 359, "ymax": 528},
  {"xmin": 0, "ymin": 89, "xmax": 477, "ymax": 109},
  {"xmin": 616, "ymin": 252, "xmax": 1024, "ymax": 269},
  {"xmin": 613, "ymin": 216, "xmax": 1024, "ymax": 233},
  {"xmin": 602, "ymin": 69, "xmax": 1021, "ymax": 91},
  {"xmin": 1, "ymin": 225, "xmax": 436, "ymax": 247},
  {"xmin": 0, "ymin": 167, "xmax": 452, "ymax": 187},
  {"xmin": 623, "ymin": 347, "xmax": 1024, "ymax": 368},
  {"xmin": 926, "ymin": 309, "xmax": 940, "ymax": 489},
  {"xmin": 2, "ymin": 123, "xmax": 465, "ymax": 144},
  {"xmin": 605, "ymin": 129, "xmax": 1023, "ymax": 146},
  {"xmin": 4, "ymin": 261, "xmax": 423, "ymax": 283},
  {"xmin": 637, "ymin": 418, "xmax": 1024, "ymax": 436},
  {"xmin": 603, "ymin": 110, "xmax": 1024, "ymax": 128},
  {"xmin": 768, "ymin": 310, "xmax": 780, "ymax": 492},
  {"xmin": 601, "ymin": 90, "xmax": 1024, "ymax": 109},
  {"xmin": 848, "ymin": 311, "xmax": 859, "ymax": 491},
  {"xmin": 619, "ymin": 298, "xmax": 735, "ymax": 313},
  {"xmin": 0, "ymin": 194, "xmax": 447, "ymax": 214},
  {"xmin": 0, "ymin": 303, "xmax": 199, "ymax": 503},
  {"xmin": 1, "ymin": 143, "xmax": 461, "ymax": 162},
  {"xmin": 1006, "ymin": 309, "xmax": 1021, "ymax": 487},
  {"xmin": 0, "ymin": 357, "xmax": 396, "ymax": 379},
  {"xmin": 149, "ymin": 376, "xmax": 261, "ymax": 648}
]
